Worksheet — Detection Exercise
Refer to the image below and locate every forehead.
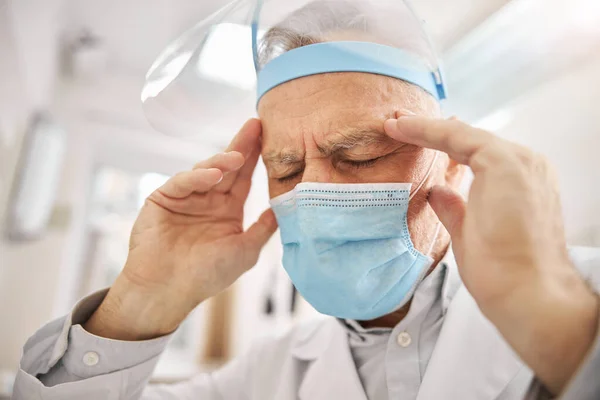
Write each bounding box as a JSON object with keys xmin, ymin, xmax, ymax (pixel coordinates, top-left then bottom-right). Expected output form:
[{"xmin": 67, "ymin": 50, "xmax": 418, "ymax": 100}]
[{"xmin": 258, "ymin": 72, "xmax": 420, "ymax": 148}]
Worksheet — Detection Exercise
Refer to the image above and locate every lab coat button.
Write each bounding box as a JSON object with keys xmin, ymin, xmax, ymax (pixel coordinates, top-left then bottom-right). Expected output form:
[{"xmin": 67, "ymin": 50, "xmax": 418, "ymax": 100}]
[
  {"xmin": 83, "ymin": 351, "xmax": 99, "ymax": 366},
  {"xmin": 396, "ymin": 332, "xmax": 412, "ymax": 348}
]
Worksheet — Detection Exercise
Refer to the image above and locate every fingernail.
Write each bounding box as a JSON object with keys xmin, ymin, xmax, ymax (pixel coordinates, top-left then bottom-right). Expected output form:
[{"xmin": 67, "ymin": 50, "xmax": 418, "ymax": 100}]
[
  {"xmin": 207, "ymin": 168, "xmax": 224, "ymax": 183},
  {"xmin": 384, "ymin": 119, "xmax": 399, "ymax": 133},
  {"xmin": 225, "ymin": 151, "xmax": 245, "ymax": 167},
  {"xmin": 396, "ymin": 109, "xmax": 417, "ymax": 118}
]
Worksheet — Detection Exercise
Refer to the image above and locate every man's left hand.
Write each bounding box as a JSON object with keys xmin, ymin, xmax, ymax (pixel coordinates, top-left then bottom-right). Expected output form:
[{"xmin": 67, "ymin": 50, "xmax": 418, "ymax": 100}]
[{"xmin": 384, "ymin": 115, "xmax": 599, "ymax": 395}]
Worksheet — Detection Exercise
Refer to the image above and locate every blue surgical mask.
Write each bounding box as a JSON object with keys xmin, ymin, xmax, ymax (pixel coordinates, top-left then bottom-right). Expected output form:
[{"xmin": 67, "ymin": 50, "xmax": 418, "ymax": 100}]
[{"xmin": 270, "ymin": 156, "xmax": 441, "ymax": 320}]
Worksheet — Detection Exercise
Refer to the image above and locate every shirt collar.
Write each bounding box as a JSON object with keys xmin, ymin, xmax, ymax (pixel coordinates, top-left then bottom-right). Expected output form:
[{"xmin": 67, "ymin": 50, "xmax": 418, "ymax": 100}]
[
  {"xmin": 440, "ymin": 246, "xmax": 462, "ymax": 310},
  {"xmin": 290, "ymin": 248, "xmax": 463, "ymax": 359}
]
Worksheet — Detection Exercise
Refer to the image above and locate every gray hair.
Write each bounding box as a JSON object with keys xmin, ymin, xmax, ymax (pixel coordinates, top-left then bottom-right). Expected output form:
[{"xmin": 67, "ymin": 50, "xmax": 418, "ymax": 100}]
[
  {"xmin": 257, "ymin": 0, "xmax": 433, "ymax": 66},
  {"xmin": 256, "ymin": 0, "xmax": 441, "ymax": 115},
  {"xmin": 258, "ymin": 1, "xmax": 368, "ymax": 66}
]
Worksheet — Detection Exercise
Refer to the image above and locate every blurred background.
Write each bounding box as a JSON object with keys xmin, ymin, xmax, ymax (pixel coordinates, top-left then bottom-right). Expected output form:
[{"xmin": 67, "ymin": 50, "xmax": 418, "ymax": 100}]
[{"xmin": 0, "ymin": 0, "xmax": 599, "ymax": 396}]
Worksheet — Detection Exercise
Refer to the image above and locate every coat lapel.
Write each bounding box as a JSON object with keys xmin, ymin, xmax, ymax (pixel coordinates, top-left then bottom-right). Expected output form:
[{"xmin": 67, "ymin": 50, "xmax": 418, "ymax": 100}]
[
  {"xmin": 417, "ymin": 284, "xmax": 526, "ymax": 399},
  {"xmin": 284, "ymin": 250, "xmax": 529, "ymax": 400},
  {"xmin": 290, "ymin": 318, "xmax": 368, "ymax": 400}
]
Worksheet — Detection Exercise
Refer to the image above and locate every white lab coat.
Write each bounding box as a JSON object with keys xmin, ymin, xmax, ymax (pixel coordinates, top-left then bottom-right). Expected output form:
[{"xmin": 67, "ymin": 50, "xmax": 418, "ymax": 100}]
[{"xmin": 13, "ymin": 247, "xmax": 600, "ymax": 400}]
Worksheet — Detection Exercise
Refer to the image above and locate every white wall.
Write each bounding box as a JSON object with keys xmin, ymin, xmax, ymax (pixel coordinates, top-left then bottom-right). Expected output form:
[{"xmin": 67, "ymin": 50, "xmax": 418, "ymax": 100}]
[
  {"xmin": 496, "ymin": 54, "xmax": 600, "ymax": 246},
  {"xmin": 0, "ymin": 0, "xmax": 66, "ymax": 371}
]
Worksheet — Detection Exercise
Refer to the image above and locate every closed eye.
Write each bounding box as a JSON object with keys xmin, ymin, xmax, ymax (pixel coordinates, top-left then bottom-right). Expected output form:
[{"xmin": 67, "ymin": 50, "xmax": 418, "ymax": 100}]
[
  {"xmin": 276, "ymin": 169, "xmax": 303, "ymax": 183},
  {"xmin": 341, "ymin": 156, "xmax": 383, "ymax": 169},
  {"xmin": 275, "ymin": 156, "xmax": 383, "ymax": 182}
]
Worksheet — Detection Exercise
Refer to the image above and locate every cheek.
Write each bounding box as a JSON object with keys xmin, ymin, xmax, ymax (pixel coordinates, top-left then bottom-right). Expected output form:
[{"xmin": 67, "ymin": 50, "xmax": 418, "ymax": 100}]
[
  {"xmin": 359, "ymin": 161, "xmax": 410, "ymax": 183},
  {"xmin": 268, "ymin": 179, "xmax": 299, "ymax": 199},
  {"xmin": 360, "ymin": 153, "xmax": 425, "ymax": 183}
]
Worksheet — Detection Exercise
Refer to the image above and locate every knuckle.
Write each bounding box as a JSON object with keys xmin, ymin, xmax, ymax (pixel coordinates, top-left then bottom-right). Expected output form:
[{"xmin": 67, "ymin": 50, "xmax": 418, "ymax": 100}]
[
  {"xmin": 421, "ymin": 120, "xmax": 438, "ymax": 140},
  {"xmin": 470, "ymin": 141, "xmax": 510, "ymax": 171},
  {"xmin": 193, "ymin": 153, "xmax": 222, "ymax": 169},
  {"xmin": 470, "ymin": 146, "xmax": 493, "ymax": 171},
  {"xmin": 445, "ymin": 126, "xmax": 464, "ymax": 150},
  {"xmin": 448, "ymin": 118, "xmax": 468, "ymax": 131},
  {"xmin": 172, "ymin": 171, "xmax": 186, "ymax": 180},
  {"xmin": 514, "ymin": 147, "xmax": 550, "ymax": 175},
  {"xmin": 449, "ymin": 119, "xmax": 476, "ymax": 139},
  {"xmin": 533, "ymin": 152, "xmax": 550, "ymax": 167},
  {"xmin": 515, "ymin": 146, "xmax": 534, "ymax": 164},
  {"xmin": 170, "ymin": 172, "xmax": 192, "ymax": 191},
  {"xmin": 193, "ymin": 158, "xmax": 209, "ymax": 169},
  {"xmin": 534, "ymin": 153, "xmax": 556, "ymax": 178},
  {"xmin": 422, "ymin": 119, "xmax": 448, "ymax": 146},
  {"xmin": 143, "ymin": 196, "xmax": 156, "ymax": 208}
]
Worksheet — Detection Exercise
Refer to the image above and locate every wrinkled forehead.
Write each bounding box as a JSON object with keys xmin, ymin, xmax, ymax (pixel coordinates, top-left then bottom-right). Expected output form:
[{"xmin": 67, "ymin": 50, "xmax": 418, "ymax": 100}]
[
  {"xmin": 258, "ymin": 71, "xmax": 435, "ymax": 150},
  {"xmin": 260, "ymin": 72, "xmax": 406, "ymax": 115}
]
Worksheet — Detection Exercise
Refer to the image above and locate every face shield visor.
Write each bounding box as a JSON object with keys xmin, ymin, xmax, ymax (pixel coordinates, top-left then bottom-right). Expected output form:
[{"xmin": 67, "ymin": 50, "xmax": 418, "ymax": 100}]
[{"xmin": 141, "ymin": 0, "xmax": 446, "ymax": 138}]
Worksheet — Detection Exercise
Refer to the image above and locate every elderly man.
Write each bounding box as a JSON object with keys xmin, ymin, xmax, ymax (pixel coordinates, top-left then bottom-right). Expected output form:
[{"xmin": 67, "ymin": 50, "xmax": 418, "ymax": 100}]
[{"xmin": 13, "ymin": 1, "xmax": 600, "ymax": 399}]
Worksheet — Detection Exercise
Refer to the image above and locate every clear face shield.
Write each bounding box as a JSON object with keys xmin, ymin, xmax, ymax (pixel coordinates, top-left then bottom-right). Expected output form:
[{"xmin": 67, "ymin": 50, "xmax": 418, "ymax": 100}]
[{"xmin": 141, "ymin": 0, "xmax": 446, "ymax": 138}]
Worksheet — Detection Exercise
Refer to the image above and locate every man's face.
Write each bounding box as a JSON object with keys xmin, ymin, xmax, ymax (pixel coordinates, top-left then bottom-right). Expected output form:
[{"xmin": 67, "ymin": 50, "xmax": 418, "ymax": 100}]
[{"xmin": 259, "ymin": 72, "xmax": 462, "ymax": 255}]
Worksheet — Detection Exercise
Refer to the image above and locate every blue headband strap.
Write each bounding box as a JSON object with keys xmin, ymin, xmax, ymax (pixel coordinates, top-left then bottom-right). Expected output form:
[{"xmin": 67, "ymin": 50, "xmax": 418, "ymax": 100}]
[{"xmin": 256, "ymin": 41, "xmax": 447, "ymax": 106}]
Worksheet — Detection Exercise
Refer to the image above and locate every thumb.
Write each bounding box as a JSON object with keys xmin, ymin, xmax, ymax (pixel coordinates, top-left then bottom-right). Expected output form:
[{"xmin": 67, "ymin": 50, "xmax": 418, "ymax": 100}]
[
  {"xmin": 239, "ymin": 209, "xmax": 279, "ymax": 267},
  {"xmin": 428, "ymin": 185, "xmax": 466, "ymax": 246}
]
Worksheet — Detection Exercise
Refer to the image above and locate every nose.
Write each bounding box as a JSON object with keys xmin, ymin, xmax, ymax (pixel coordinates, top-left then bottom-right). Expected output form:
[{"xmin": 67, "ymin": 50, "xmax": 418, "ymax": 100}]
[{"xmin": 301, "ymin": 158, "xmax": 343, "ymax": 183}]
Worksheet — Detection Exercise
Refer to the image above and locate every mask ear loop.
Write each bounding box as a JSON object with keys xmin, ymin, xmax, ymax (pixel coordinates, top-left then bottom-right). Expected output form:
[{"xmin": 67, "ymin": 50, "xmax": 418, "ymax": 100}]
[
  {"xmin": 408, "ymin": 150, "xmax": 443, "ymax": 257},
  {"xmin": 426, "ymin": 222, "xmax": 442, "ymax": 257},
  {"xmin": 409, "ymin": 151, "xmax": 439, "ymax": 201}
]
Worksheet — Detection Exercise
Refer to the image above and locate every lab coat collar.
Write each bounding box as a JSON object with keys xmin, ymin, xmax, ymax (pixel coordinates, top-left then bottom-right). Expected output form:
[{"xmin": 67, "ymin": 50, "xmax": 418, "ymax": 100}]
[
  {"xmin": 290, "ymin": 246, "xmax": 462, "ymax": 362},
  {"xmin": 417, "ymin": 251, "xmax": 525, "ymax": 399},
  {"xmin": 290, "ymin": 317, "xmax": 335, "ymax": 361},
  {"xmin": 291, "ymin": 318, "xmax": 368, "ymax": 400},
  {"xmin": 290, "ymin": 249, "xmax": 524, "ymax": 400},
  {"xmin": 440, "ymin": 246, "xmax": 462, "ymax": 310}
]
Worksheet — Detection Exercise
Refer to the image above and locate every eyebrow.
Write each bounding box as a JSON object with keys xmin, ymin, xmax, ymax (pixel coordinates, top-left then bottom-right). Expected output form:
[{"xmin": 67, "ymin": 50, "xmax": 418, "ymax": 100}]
[
  {"xmin": 263, "ymin": 127, "xmax": 390, "ymax": 166},
  {"xmin": 263, "ymin": 150, "xmax": 304, "ymax": 166},
  {"xmin": 318, "ymin": 127, "xmax": 388, "ymax": 157}
]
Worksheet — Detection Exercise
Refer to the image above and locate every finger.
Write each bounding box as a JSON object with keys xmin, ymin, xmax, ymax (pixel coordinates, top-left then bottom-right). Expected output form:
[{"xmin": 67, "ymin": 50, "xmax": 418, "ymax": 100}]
[
  {"xmin": 238, "ymin": 209, "xmax": 278, "ymax": 268},
  {"xmin": 231, "ymin": 141, "xmax": 261, "ymax": 199},
  {"xmin": 158, "ymin": 168, "xmax": 223, "ymax": 199},
  {"xmin": 428, "ymin": 185, "xmax": 466, "ymax": 247},
  {"xmin": 193, "ymin": 151, "xmax": 245, "ymax": 171},
  {"xmin": 216, "ymin": 119, "xmax": 262, "ymax": 192},
  {"xmin": 384, "ymin": 116, "xmax": 501, "ymax": 166}
]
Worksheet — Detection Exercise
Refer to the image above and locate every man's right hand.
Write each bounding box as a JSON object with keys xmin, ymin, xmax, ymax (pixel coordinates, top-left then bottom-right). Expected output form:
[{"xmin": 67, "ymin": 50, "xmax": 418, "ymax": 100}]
[{"xmin": 83, "ymin": 119, "xmax": 278, "ymax": 341}]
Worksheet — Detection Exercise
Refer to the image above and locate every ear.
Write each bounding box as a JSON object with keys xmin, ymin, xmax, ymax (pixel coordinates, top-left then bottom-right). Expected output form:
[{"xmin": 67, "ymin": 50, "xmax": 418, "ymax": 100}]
[{"xmin": 444, "ymin": 156, "xmax": 466, "ymax": 190}]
